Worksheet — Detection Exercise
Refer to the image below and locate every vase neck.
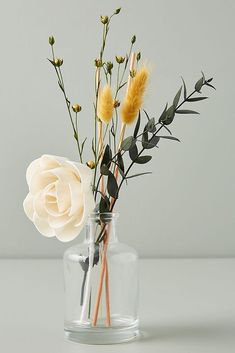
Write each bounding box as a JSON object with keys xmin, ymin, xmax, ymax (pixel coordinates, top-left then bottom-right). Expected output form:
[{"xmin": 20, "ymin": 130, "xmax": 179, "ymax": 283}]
[{"xmin": 84, "ymin": 213, "xmax": 119, "ymax": 244}]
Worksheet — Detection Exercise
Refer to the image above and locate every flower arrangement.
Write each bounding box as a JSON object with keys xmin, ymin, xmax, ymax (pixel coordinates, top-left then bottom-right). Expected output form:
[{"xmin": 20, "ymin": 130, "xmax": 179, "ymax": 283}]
[{"xmin": 23, "ymin": 7, "xmax": 215, "ymax": 334}]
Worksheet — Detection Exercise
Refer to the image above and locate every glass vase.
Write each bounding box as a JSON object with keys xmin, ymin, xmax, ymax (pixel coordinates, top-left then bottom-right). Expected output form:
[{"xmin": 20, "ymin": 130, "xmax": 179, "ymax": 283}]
[{"xmin": 63, "ymin": 212, "xmax": 139, "ymax": 344}]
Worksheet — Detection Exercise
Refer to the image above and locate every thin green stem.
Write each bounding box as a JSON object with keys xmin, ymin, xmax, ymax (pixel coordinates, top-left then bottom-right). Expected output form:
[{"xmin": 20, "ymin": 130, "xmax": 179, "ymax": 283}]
[
  {"xmin": 92, "ymin": 15, "xmax": 116, "ymax": 190},
  {"xmin": 75, "ymin": 112, "xmax": 83, "ymax": 163},
  {"xmin": 116, "ymin": 64, "xmax": 120, "ymax": 93},
  {"xmin": 114, "ymin": 43, "xmax": 133, "ymax": 100},
  {"xmin": 50, "ymin": 45, "xmax": 83, "ymax": 163}
]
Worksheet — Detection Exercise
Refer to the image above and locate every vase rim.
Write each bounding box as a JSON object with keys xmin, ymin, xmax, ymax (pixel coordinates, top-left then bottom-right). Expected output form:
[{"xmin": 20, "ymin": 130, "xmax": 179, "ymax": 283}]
[{"xmin": 88, "ymin": 212, "xmax": 119, "ymax": 221}]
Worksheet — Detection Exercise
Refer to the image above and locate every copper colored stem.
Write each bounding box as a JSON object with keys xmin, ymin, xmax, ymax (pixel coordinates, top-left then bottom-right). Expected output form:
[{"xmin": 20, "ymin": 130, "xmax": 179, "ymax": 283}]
[
  {"xmin": 92, "ymin": 231, "xmax": 110, "ymax": 326},
  {"xmin": 104, "ymin": 257, "xmax": 111, "ymax": 326}
]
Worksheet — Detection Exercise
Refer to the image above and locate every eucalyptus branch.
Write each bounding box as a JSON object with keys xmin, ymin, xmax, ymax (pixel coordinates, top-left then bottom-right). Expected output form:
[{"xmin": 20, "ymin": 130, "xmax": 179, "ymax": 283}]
[
  {"xmin": 110, "ymin": 76, "xmax": 214, "ymax": 211},
  {"xmin": 110, "ymin": 124, "xmax": 163, "ymax": 212},
  {"xmin": 97, "ymin": 77, "xmax": 210, "ymax": 199}
]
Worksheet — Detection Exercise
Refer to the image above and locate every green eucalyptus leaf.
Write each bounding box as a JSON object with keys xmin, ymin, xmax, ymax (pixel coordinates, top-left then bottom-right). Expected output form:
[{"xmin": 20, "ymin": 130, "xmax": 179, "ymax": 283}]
[
  {"xmin": 176, "ymin": 109, "xmax": 199, "ymax": 114},
  {"xmin": 205, "ymin": 82, "xmax": 216, "ymax": 90},
  {"xmin": 143, "ymin": 135, "xmax": 160, "ymax": 149},
  {"xmin": 121, "ymin": 136, "xmax": 135, "ymax": 151},
  {"xmin": 100, "ymin": 164, "xmax": 109, "ymax": 175},
  {"xmin": 173, "ymin": 86, "xmax": 182, "ymax": 107},
  {"xmin": 101, "ymin": 144, "xmax": 112, "ymax": 167},
  {"xmin": 142, "ymin": 129, "xmax": 149, "ymax": 148},
  {"xmin": 181, "ymin": 77, "xmax": 187, "ymax": 99},
  {"xmin": 143, "ymin": 109, "xmax": 150, "ymax": 121},
  {"xmin": 126, "ymin": 172, "xmax": 152, "ymax": 179},
  {"xmin": 201, "ymin": 71, "xmax": 205, "ymax": 82},
  {"xmin": 117, "ymin": 152, "xmax": 124, "ymax": 173},
  {"xmin": 134, "ymin": 111, "xmax": 141, "ymax": 138},
  {"xmin": 187, "ymin": 97, "xmax": 208, "ymax": 102},
  {"xmin": 99, "ymin": 196, "xmax": 110, "ymax": 213},
  {"xmin": 158, "ymin": 103, "xmax": 168, "ymax": 123},
  {"xmin": 107, "ymin": 172, "xmax": 119, "ymax": 199},
  {"xmin": 129, "ymin": 143, "xmax": 138, "ymax": 161},
  {"xmin": 163, "ymin": 105, "xmax": 175, "ymax": 125},
  {"xmin": 135, "ymin": 155, "xmax": 152, "ymax": 164},
  {"xmin": 145, "ymin": 118, "xmax": 156, "ymax": 133},
  {"xmin": 195, "ymin": 77, "xmax": 204, "ymax": 92},
  {"xmin": 118, "ymin": 166, "xmax": 125, "ymax": 179},
  {"xmin": 162, "ymin": 125, "xmax": 172, "ymax": 135},
  {"xmin": 158, "ymin": 136, "xmax": 180, "ymax": 142}
]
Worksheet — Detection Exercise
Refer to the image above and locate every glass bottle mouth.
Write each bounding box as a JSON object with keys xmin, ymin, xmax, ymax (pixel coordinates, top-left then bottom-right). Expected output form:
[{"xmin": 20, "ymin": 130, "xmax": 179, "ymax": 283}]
[{"xmin": 88, "ymin": 212, "xmax": 119, "ymax": 223}]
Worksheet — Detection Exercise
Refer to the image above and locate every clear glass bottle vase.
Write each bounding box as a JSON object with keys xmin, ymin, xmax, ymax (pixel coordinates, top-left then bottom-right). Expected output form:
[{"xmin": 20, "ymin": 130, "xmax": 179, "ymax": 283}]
[{"xmin": 63, "ymin": 212, "xmax": 139, "ymax": 344}]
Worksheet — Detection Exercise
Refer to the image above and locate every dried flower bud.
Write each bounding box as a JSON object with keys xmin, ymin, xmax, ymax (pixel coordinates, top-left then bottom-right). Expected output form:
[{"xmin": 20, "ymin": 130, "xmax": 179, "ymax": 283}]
[
  {"xmin": 137, "ymin": 52, "xmax": 141, "ymax": 61},
  {"xmin": 106, "ymin": 61, "xmax": 113, "ymax": 74},
  {"xmin": 100, "ymin": 16, "xmax": 109, "ymax": 24},
  {"xmin": 54, "ymin": 58, "xmax": 63, "ymax": 67},
  {"xmin": 86, "ymin": 160, "xmax": 95, "ymax": 169},
  {"xmin": 49, "ymin": 36, "xmax": 55, "ymax": 46},
  {"xmin": 114, "ymin": 100, "xmax": 120, "ymax": 108},
  {"xmin": 115, "ymin": 8, "xmax": 121, "ymax": 14},
  {"xmin": 130, "ymin": 69, "xmax": 137, "ymax": 78},
  {"xmin": 72, "ymin": 104, "xmax": 82, "ymax": 113},
  {"xmin": 131, "ymin": 35, "xmax": 136, "ymax": 44},
  {"xmin": 95, "ymin": 59, "xmax": 103, "ymax": 67},
  {"xmin": 115, "ymin": 56, "xmax": 125, "ymax": 64}
]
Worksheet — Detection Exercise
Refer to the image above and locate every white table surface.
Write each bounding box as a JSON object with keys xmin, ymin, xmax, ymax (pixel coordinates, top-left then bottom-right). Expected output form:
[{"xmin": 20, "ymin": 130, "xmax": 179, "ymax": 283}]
[{"xmin": 0, "ymin": 259, "xmax": 235, "ymax": 353}]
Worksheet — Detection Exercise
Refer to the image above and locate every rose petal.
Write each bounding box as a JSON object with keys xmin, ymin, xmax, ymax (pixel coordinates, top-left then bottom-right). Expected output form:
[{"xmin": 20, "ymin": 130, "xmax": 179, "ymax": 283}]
[
  {"xmin": 29, "ymin": 171, "xmax": 57, "ymax": 195},
  {"xmin": 23, "ymin": 193, "xmax": 34, "ymax": 221},
  {"xmin": 45, "ymin": 200, "xmax": 61, "ymax": 217},
  {"xmin": 68, "ymin": 181, "xmax": 83, "ymax": 216},
  {"xmin": 33, "ymin": 214, "xmax": 55, "ymax": 237},
  {"xmin": 55, "ymin": 180, "xmax": 71, "ymax": 213},
  {"xmin": 45, "ymin": 194, "xmax": 56, "ymax": 203},
  {"xmin": 40, "ymin": 154, "xmax": 67, "ymax": 170},
  {"xmin": 26, "ymin": 158, "xmax": 41, "ymax": 186},
  {"xmin": 54, "ymin": 220, "xmax": 84, "ymax": 242},
  {"xmin": 33, "ymin": 192, "xmax": 48, "ymax": 219},
  {"xmin": 44, "ymin": 183, "xmax": 56, "ymax": 198},
  {"xmin": 67, "ymin": 161, "xmax": 93, "ymax": 192},
  {"xmin": 49, "ymin": 167, "xmax": 78, "ymax": 184},
  {"xmin": 75, "ymin": 191, "xmax": 95, "ymax": 227},
  {"xmin": 48, "ymin": 213, "xmax": 72, "ymax": 229}
]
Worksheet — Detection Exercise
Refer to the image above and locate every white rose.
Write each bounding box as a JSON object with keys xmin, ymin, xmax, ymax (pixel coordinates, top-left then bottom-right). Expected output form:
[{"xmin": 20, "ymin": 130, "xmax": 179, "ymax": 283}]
[{"xmin": 23, "ymin": 154, "xmax": 95, "ymax": 242}]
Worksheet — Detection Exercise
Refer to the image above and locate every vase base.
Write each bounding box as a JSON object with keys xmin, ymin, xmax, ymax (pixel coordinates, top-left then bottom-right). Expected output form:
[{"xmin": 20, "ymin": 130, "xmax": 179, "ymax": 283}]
[{"xmin": 64, "ymin": 317, "xmax": 139, "ymax": 345}]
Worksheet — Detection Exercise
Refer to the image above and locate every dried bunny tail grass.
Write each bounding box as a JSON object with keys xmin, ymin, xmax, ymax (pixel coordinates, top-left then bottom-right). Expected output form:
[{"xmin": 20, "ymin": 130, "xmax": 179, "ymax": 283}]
[
  {"xmin": 121, "ymin": 66, "xmax": 149, "ymax": 125},
  {"xmin": 98, "ymin": 85, "xmax": 114, "ymax": 124}
]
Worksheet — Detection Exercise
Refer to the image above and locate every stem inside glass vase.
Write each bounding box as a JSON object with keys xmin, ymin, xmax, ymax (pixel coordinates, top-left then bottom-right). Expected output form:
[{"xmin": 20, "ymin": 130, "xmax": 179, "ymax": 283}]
[
  {"xmin": 63, "ymin": 211, "xmax": 139, "ymax": 344},
  {"xmin": 79, "ymin": 213, "xmax": 116, "ymax": 326}
]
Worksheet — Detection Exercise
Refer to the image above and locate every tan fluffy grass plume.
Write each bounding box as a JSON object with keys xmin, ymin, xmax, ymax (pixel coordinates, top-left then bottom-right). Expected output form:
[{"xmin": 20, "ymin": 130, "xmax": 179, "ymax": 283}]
[
  {"xmin": 121, "ymin": 66, "xmax": 149, "ymax": 124},
  {"xmin": 98, "ymin": 85, "xmax": 114, "ymax": 124}
]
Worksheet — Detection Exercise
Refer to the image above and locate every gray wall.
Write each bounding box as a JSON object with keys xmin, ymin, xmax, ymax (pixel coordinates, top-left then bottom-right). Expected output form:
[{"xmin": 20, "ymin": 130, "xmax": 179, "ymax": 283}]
[{"xmin": 1, "ymin": 0, "xmax": 234, "ymax": 258}]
